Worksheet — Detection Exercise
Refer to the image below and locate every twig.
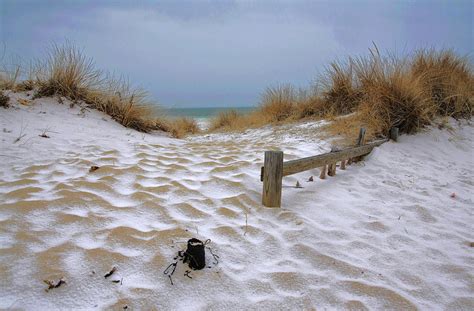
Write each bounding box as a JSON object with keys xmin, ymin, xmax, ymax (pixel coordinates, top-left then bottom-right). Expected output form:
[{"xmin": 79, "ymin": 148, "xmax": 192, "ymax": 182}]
[
  {"xmin": 39, "ymin": 126, "xmax": 52, "ymax": 138},
  {"xmin": 244, "ymin": 211, "xmax": 248, "ymax": 236},
  {"xmin": 13, "ymin": 122, "xmax": 27, "ymax": 143},
  {"xmin": 104, "ymin": 266, "xmax": 117, "ymax": 278}
]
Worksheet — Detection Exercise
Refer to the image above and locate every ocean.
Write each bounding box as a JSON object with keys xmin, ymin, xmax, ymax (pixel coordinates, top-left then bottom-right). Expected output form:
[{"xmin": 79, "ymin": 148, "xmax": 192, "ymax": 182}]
[{"xmin": 164, "ymin": 106, "xmax": 255, "ymax": 129}]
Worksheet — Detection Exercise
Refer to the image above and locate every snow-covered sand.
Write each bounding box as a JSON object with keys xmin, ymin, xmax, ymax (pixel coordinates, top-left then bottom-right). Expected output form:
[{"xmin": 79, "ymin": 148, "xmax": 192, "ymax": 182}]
[{"xmin": 1, "ymin": 92, "xmax": 473, "ymax": 310}]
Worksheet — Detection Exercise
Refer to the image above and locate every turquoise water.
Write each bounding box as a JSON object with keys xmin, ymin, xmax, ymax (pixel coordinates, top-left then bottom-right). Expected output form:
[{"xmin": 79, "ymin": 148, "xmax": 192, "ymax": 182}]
[{"xmin": 165, "ymin": 106, "xmax": 255, "ymax": 119}]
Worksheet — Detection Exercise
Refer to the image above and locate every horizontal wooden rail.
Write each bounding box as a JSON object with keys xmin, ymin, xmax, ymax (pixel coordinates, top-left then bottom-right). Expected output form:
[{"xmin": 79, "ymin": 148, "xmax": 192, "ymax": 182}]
[
  {"xmin": 282, "ymin": 139, "xmax": 387, "ymax": 177},
  {"xmin": 261, "ymin": 127, "xmax": 399, "ymax": 207}
]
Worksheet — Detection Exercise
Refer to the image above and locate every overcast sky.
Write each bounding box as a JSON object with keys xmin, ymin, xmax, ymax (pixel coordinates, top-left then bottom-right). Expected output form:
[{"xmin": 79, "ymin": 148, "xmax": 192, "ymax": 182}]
[{"xmin": 0, "ymin": 0, "xmax": 472, "ymax": 108}]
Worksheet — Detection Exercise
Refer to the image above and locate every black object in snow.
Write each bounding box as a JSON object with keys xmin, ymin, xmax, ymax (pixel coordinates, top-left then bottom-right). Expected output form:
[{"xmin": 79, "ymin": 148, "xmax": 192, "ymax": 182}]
[
  {"xmin": 183, "ymin": 238, "xmax": 206, "ymax": 270},
  {"xmin": 164, "ymin": 238, "xmax": 219, "ymax": 285}
]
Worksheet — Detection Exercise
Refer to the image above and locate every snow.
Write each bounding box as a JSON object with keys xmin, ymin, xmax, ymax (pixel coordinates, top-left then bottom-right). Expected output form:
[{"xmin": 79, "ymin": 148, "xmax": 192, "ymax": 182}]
[{"xmin": 0, "ymin": 92, "xmax": 473, "ymax": 310}]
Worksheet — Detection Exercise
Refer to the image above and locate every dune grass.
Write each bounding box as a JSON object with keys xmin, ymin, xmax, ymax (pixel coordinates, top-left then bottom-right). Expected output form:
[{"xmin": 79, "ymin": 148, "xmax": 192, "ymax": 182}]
[
  {"xmin": 1, "ymin": 43, "xmax": 198, "ymax": 137},
  {"xmin": 32, "ymin": 43, "xmax": 165, "ymax": 133},
  {"xmin": 157, "ymin": 117, "xmax": 200, "ymax": 138},
  {"xmin": 209, "ymin": 47, "xmax": 473, "ymax": 141},
  {"xmin": 2, "ymin": 43, "xmax": 472, "ymax": 140},
  {"xmin": 0, "ymin": 65, "xmax": 21, "ymax": 91},
  {"xmin": 34, "ymin": 44, "xmax": 102, "ymax": 100}
]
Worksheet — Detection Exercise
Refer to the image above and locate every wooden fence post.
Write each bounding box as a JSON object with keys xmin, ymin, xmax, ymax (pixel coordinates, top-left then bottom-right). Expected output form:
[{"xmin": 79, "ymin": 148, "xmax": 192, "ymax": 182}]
[
  {"xmin": 390, "ymin": 127, "xmax": 399, "ymax": 142},
  {"xmin": 328, "ymin": 162, "xmax": 336, "ymax": 176},
  {"xmin": 319, "ymin": 165, "xmax": 327, "ymax": 179},
  {"xmin": 353, "ymin": 127, "xmax": 366, "ymax": 162},
  {"xmin": 262, "ymin": 151, "xmax": 284, "ymax": 208},
  {"xmin": 357, "ymin": 127, "xmax": 366, "ymax": 146}
]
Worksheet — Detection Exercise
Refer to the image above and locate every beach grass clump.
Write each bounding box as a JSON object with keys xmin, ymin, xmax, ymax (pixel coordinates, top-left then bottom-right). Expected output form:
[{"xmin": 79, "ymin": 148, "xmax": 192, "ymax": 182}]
[
  {"xmin": 209, "ymin": 108, "xmax": 270, "ymax": 131},
  {"xmin": 14, "ymin": 79, "xmax": 35, "ymax": 92},
  {"xmin": 411, "ymin": 49, "xmax": 473, "ymax": 118},
  {"xmin": 320, "ymin": 60, "xmax": 362, "ymax": 116},
  {"xmin": 157, "ymin": 117, "xmax": 200, "ymax": 138},
  {"xmin": 259, "ymin": 84, "xmax": 296, "ymax": 122},
  {"xmin": 0, "ymin": 91, "xmax": 10, "ymax": 108},
  {"xmin": 209, "ymin": 109, "xmax": 241, "ymax": 131},
  {"xmin": 34, "ymin": 43, "xmax": 102, "ymax": 100},
  {"xmin": 29, "ymin": 43, "xmax": 178, "ymax": 133},
  {"xmin": 350, "ymin": 49, "xmax": 433, "ymax": 135},
  {"xmin": 0, "ymin": 66, "xmax": 20, "ymax": 91},
  {"xmin": 0, "ymin": 42, "xmax": 202, "ymax": 137},
  {"xmin": 210, "ymin": 47, "xmax": 472, "ymax": 140},
  {"xmin": 332, "ymin": 48, "xmax": 473, "ymax": 138},
  {"xmin": 83, "ymin": 78, "xmax": 158, "ymax": 132},
  {"xmin": 209, "ymin": 84, "xmax": 301, "ymax": 131}
]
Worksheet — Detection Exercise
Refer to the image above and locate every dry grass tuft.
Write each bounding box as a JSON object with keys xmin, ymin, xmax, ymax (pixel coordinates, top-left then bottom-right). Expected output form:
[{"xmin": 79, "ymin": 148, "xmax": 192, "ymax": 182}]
[
  {"xmin": 209, "ymin": 110, "xmax": 241, "ymax": 131},
  {"xmin": 0, "ymin": 91, "xmax": 10, "ymax": 108},
  {"xmin": 14, "ymin": 79, "xmax": 35, "ymax": 92},
  {"xmin": 259, "ymin": 84, "xmax": 296, "ymax": 122},
  {"xmin": 0, "ymin": 42, "xmax": 203, "ymax": 137},
  {"xmin": 411, "ymin": 49, "xmax": 473, "ymax": 118},
  {"xmin": 208, "ymin": 108, "xmax": 267, "ymax": 132},
  {"xmin": 350, "ymin": 49, "xmax": 433, "ymax": 135},
  {"xmin": 34, "ymin": 43, "xmax": 102, "ymax": 100},
  {"xmin": 29, "ymin": 43, "xmax": 176, "ymax": 133},
  {"xmin": 157, "ymin": 117, "xmax": 200, "ymax": 138},
  {"xmin": 0, "ymin": 66, "xmax": 20, "ymax": 90},
  {"xmin": 320, "ymin": 60, "xmax": 361, "ymax": 115},
  {"xmin": 214, "ymin": 47, "xmax": 472, "ymax": 140},
  {"xmin": 83, "ymin": 78, "xmax": 158, "ymax": 132}
]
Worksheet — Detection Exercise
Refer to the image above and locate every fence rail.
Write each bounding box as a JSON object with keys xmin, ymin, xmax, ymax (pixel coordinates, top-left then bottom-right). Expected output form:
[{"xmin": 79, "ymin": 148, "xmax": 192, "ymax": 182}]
[{"xmin": 261, "ymin": 127, "xmax": 398, "ymax": 207}]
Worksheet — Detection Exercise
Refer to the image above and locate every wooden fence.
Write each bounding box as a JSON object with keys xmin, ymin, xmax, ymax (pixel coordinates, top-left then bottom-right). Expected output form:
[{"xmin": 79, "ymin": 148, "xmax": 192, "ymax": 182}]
[{"xmin": 261, "ymin": 127, "xmax": 399, "ymax": 207}]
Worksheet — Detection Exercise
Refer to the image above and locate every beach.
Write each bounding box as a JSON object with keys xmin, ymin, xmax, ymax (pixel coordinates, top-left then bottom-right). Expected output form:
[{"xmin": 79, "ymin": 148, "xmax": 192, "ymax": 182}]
[{"xmin": 1, "ymin": 92, "xmax": 473, "ymax": 310}]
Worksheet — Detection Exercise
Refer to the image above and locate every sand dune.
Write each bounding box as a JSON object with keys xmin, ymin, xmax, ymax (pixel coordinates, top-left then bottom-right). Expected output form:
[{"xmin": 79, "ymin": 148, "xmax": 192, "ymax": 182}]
[{"xmin": 0, "ymin": 93, "xmax": 473, "ymax": 310}]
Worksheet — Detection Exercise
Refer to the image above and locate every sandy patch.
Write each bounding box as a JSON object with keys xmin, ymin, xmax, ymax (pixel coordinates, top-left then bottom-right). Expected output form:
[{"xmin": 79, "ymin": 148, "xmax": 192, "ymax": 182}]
[{"xmin": 0, "ymin": 93, "xmax": 473, "ymax": 310}]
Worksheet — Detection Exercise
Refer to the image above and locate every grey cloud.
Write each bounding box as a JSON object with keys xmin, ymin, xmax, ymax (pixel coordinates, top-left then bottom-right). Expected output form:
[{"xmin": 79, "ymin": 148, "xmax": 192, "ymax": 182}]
[{"xmin": 0, "ymin": 0, "xmax": 472, "ymax": 107}]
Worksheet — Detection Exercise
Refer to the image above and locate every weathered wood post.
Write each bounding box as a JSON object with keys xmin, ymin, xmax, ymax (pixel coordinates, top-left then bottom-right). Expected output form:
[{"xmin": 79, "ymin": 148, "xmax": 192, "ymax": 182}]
[
  {"xmin": 328, "ymin": 162, "xmax": 336, "ymax": 176},
  {"xmin": 340, "ymin": 159, "xmax": 346, "ymax": 170},
  {"xmin": 353, "ymin": 127, "xmax": 366, "ymax": 162},
  {"xmin": 390, "ymin": 127, "xmax": 399, "ymax": 142},
  {"xmin": 262, "ymin": 151, "xmax": 284, "ymax": 208},
  {"xmin": 357, "ymin": 127, "xmax": 366, "ymax": 146},
  {"xmin": 319, "ymin": 165, "xmax": 327, "ymax": 179}
]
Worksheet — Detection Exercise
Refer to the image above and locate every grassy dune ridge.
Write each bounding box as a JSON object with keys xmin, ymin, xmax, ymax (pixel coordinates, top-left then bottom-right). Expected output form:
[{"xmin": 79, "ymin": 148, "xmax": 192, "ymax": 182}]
[
  {"xmin": 1, "ymin": 44, "xmax": 472, "ymax": 140},
  {"xmin": 0, "ymin": 43, "xmax": 198, "ymax": 137},
  {"xmin": 210, "ymin": 47, "xmax": 473, "ymax": 141}
]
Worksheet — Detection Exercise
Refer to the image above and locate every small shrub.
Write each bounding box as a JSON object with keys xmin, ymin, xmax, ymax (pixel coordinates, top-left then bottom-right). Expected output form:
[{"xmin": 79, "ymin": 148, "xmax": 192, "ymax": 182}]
[{"xmin": 0, "ymin": 92, "xmax": 10, "ymax": 108}]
